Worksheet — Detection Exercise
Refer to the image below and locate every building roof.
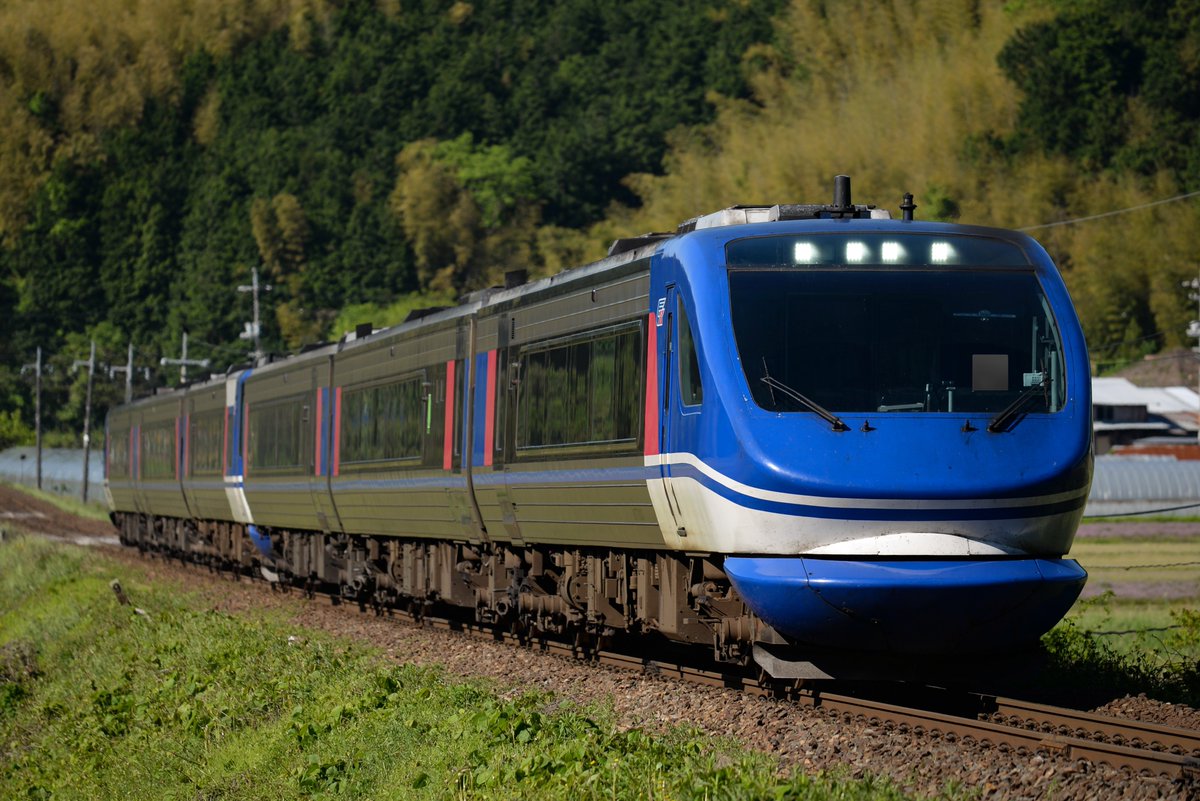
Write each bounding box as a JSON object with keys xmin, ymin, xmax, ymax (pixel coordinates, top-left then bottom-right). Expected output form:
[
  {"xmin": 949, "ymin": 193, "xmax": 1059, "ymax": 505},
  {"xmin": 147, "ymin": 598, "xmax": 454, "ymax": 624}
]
[{"xmin": 1092, "ymin": 377, "xmax": 1199, "ymax": 413}]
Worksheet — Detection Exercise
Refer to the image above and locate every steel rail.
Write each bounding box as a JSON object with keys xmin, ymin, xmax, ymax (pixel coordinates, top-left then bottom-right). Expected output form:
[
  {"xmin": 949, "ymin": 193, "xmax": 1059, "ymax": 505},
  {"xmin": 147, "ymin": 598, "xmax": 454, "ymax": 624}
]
[
  {"xmin": 789, "ymin": 690, "xmax": 1200, "ymax": 779},
  {"xmin": 986, "ymin": 696, "xmax": 1200, "ymax": 757}
]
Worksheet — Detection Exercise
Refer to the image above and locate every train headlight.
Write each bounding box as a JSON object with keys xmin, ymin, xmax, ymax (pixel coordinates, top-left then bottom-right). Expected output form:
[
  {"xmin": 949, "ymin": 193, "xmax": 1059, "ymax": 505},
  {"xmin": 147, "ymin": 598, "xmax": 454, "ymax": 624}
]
[
  {"xmin": 881, "ymin": 241, "xmax": 904, "ymax": 263},
  {"xmin": 793, "ymin": 242, "xmax": 819, "ymax": 263},
  {"xmin": 845, "ymin": 241, "xmax": 867, "ymax": 263},
  {"xmin": 930, "ymin": 241, "xmax": 955, "ymax": 263}
]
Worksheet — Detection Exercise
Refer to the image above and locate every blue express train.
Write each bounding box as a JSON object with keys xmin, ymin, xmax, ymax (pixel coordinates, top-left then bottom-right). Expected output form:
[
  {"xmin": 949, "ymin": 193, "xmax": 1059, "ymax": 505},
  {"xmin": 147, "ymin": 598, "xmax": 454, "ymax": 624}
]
[{"xmin": 106, "ymin": 178, "xmax": 1090, "ymax": 675}]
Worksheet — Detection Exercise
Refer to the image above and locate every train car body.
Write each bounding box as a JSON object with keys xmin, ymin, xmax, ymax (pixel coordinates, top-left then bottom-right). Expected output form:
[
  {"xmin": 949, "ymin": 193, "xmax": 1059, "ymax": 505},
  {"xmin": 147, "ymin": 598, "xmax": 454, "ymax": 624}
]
[
  {"xmin": 181, "ymin": 376, "xmax": 234, "ymax": 522},
  {"xmin": 107, "ymin": 182, "xmax": 1091, "ymax": 673}
]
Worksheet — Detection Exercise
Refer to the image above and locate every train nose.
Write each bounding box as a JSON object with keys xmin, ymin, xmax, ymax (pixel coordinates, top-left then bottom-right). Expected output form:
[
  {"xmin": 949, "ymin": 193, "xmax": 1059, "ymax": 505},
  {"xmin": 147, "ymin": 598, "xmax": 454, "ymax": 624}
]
[{"xmin": 724, "ymin": 556, "xmax": 1087, "ymax": 654}]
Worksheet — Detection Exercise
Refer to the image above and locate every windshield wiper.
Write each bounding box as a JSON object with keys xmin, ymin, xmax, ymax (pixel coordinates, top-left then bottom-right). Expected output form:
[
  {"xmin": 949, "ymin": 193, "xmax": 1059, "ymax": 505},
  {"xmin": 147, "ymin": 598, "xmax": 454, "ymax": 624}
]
[
  {"xmin": 987, "ymin": 376, "xmax": 1048, "ymax": 433},
  {"xmin": 759, "ymin": 370, "xmax": 849, "ymax": 432}
]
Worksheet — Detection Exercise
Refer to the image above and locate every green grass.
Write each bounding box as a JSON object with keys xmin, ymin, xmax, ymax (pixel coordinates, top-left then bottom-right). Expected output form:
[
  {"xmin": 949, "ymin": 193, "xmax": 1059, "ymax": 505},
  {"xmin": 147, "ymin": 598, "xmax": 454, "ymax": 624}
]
[
  {"xmin": 1037, "ymin": 531, "xmax": 1200, "ymax": 705},
  {"xmin": 1064, "ymin": 594, "xmax": 1199, "ymax": 654},
  {"xmin": 1, "ymin": 480, "xmax": 111, "ymax": 522},
  {"xmin": 0, "ymin": 536, "xmax": 945, "ymax": 801},
  {"xmin": 1064, "ymin": 537, "xmax": 1200, "ymax": 659},
  {"xmin": 1040, "ymin": 605, "xmax": 1200, "ymax": 706}
]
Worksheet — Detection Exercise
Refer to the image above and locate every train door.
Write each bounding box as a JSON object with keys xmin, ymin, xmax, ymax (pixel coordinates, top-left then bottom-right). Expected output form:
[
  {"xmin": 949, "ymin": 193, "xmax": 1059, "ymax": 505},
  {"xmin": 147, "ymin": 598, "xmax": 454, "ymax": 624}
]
[
  {"xmin": 180, "ymin": 398, "xmax": 198, "ymax": 516},
  {"xmin": 491, "ymin": 311, "xmax": 525, "ymax": 547},
  {"xmin": 309, "ymin": 359, "xmax": 343, "ymax": 534},
  {"xmin": 658, "ymin": 285, "xmax": 688, "ymax": 547},
  {"xmin": 131, "ymin": 409, "xmax": 147, "ymax": 516},
  {"xmin": 447, "ymin": 319, "xmax": 483, "ymax": 541}
]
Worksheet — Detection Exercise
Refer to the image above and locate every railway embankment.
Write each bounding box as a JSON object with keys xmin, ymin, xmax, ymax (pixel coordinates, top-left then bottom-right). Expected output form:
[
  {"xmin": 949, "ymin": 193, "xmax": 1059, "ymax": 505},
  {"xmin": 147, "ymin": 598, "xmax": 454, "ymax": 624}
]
[{"xmin": 1, "ymin": 484, "xmax": 1198, "ymax": 800}]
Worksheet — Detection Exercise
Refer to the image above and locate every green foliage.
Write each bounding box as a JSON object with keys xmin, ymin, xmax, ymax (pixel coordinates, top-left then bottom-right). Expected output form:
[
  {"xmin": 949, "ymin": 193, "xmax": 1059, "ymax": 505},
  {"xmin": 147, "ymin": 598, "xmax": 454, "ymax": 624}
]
[
  {"xmin": 1041, "ymin": 593, "xmax": 1200, "ymax": 706},
  {"xmin": 328, "ymin": 291, "xmax": 457, "ymax": 341},
  {"xmin": 0, "ymin": 0, "xmax": 778, "ymax": 426},
  {"xmin": 0, "ymin": 537, "xmax": 937, "ymax": 801},
  {"xmin": 392, "ymin": 136, "xmax": 542, "ymax": 292},
  {"xmin": 999, "ymin": 0, "xmax": 1200, "ymax": 183},
  {"xmin": 435, "ymin": 133, "xmax": 537, "ymax": 229},
  {"xmin": 0, "ymin": 410, "xmax": 33, "ymax": 449},
  {"xmin": 998, "ymin": 7, "xmax": 1145, "ymax": 169}
]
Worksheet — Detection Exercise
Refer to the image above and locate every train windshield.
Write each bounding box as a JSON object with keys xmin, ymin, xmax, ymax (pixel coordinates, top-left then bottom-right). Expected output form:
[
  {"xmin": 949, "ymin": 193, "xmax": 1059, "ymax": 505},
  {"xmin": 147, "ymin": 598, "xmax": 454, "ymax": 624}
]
[{"xmin": 728, "ymin": 261, "xmax": 1065, "ymax": 416}]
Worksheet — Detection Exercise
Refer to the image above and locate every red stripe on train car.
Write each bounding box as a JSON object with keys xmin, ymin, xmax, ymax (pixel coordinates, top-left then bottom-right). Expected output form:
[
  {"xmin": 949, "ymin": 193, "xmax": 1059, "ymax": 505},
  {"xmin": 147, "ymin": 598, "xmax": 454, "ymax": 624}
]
[
  {"xmin": 175, "ymin": 417, "xmax": 181, "ymax": 480},
  {"xmin": 223, "ymin": 407, "xmax": 230, "ymax": 475},
  {"xmin": 444, "ymin": 359, "xmax": 456, "ymax": 470},
  {"xmin": 484, "ymin": 349, "xmax": 497, "ymax": 467},
  {"xmin": 644, "ymin": 312, "xmax": 659, "ymax": 457},
  {"xmin": 333, "ymin": 387, "xmax": 342, "ymax": 477},
  {"xmin": 184, "ymin": 414, "xmax": 190, "ymax": 478},
  {"xmin": 315, "ymin": 388, "xmax": 323, "ymax": 476}
]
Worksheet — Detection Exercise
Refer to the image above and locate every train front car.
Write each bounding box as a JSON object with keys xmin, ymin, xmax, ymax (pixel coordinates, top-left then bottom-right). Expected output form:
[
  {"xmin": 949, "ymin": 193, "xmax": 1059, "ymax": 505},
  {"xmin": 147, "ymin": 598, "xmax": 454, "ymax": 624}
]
[{"xmin": 656, "ymin": 202, "xmax": 1091, "ymax": 657}]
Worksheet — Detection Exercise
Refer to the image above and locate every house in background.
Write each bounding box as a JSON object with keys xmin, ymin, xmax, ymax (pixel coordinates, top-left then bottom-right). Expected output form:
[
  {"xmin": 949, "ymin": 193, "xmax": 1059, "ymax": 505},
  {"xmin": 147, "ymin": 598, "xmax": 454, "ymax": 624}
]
[{"xmin": 1091, "ymin": 377, "xmax": 1199, "ymax": 454}]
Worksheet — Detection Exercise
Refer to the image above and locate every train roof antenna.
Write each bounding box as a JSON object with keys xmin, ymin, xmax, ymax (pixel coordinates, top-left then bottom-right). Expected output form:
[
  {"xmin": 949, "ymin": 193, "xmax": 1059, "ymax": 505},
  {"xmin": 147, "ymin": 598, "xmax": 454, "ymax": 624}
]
[
  {"xmin": 901, "ymin": 192, "xmax": 917, "ymax": 221},
  {"xmin": 833, "ymin": 175, "xmax": 852, "ymax": 211}
]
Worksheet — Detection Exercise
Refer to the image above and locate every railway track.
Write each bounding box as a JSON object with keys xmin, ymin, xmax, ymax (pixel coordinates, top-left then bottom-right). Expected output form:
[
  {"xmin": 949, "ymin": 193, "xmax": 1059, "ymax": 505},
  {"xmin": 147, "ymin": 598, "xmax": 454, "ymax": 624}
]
[
  {"xmin": 48, "ymin": 530, "xmax": 1200, "ymax": 784},
  {"xmin": 403, "ymin": 604, "xmax": 1200, "ymax": 780}
]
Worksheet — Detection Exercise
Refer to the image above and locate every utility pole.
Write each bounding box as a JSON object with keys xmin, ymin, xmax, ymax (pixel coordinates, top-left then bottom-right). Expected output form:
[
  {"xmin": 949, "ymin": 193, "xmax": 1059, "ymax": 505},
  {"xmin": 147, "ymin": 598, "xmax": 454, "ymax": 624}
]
[
  {"xmin": 71, "ymin": 340, "xmax": 96, "ymax": 503},
  {"xmin": 237, "ymin": 268, "xmax": 272, "ymax": 363},
  {"xmin": 160, "ymin": 331, "xmax": 210, "ymax": 384},
  {"xmin": 107, "ymin": 342, "xmax": 136, "ymax": 404},
  {"xmin": 19, "ymin": 347, "xmax": 44, "ymax": 490}
]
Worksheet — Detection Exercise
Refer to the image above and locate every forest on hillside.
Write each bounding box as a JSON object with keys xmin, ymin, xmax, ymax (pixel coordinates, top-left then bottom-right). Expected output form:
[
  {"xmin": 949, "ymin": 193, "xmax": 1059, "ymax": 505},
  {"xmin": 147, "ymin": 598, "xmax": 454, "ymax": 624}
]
[{"xmin": 1, "ymin": 0, "xmax": 1199, "ymax": 446}]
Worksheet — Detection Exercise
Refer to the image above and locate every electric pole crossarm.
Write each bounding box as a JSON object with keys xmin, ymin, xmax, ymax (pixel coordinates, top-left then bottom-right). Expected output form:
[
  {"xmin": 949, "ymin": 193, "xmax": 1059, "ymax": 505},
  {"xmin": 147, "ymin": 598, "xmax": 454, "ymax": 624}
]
[
  {"xmin": 161, "ymin": 331, "xmax": 210, "ymax": 384},
  {"xmin": 108, "ymin": 343, "xmax": 136, "ymax": 403}
]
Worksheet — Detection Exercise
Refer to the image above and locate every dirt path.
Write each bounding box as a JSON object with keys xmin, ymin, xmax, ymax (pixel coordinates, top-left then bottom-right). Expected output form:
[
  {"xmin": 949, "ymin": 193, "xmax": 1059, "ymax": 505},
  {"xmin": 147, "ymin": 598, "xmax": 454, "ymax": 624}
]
[
  {"xmin": 0, "ymin": 484, "xmax": 117, "ymax": 546},
  {"xmin": 1077, "ymin": 521, "xmax": 1200, "ymax": 539}
]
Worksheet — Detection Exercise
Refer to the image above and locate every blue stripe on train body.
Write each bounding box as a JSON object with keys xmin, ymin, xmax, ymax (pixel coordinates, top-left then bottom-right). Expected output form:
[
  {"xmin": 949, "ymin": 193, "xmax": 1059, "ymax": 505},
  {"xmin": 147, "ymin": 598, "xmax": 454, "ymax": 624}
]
[
  {"xmin": 227, "ymin": 368, "xmax": 253, "ymax": 481},
  {"xmin": 655, "ymin": 219, "xmax": 1092, "ymax": 546}
]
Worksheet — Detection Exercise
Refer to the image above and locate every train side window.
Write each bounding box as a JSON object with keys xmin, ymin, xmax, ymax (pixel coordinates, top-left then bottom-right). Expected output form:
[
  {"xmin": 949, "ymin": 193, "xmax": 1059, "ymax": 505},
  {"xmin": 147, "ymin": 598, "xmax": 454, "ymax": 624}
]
[
  {"xmin": 141, "ymin": 422, "xmax": 176, "ymax": 479},
  {"xmin": 109, "ymin": 428, "xmax": 131, "ymax": 477},
  {"xmin": 189, "ymin": 410, "xmax": 224, "ymax": 475},
  {"xmin": 418, "ymin": 368, "xmax": 447, "ymax": 469},
  {"xmin": 515, "ymin": 321, "xmax": 643, "ymax": 455},
  {"xmin": 248, "ymin": 395, "xmax": 307, "ymax": 471},
  {"xmin": 340, "ymin": 376, "xmax": 425, "ymax": 465},
  {"xmin": 677, "ymin": 300, "xmax": 703, "ymax": 407}
]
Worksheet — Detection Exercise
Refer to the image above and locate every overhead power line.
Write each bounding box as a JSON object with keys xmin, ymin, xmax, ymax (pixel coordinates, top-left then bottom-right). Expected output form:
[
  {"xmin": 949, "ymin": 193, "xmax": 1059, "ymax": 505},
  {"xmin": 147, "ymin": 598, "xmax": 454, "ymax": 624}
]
[
  {"xmin": 1082, "ymin": 500, "xmax": 1200, "ymax": 518},
  {"xmin": 1019, "ymin": 188, "xmax": 1200, "ymax": 231}
]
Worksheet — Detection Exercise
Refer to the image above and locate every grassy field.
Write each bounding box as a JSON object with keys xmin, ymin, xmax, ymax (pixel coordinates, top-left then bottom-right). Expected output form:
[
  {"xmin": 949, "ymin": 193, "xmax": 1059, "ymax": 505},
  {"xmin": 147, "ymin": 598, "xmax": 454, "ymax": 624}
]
[
  {"xmin": 1064, "ymin": 535, "xmax": 1200, "ymax": 659},
  {"xmin": 0, "ymin": 536, "xmax": 936, "ymax": 801},
  {"xmin": 1032, "ymin": 526, "xmax": 1200, "ymax": 704}
]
